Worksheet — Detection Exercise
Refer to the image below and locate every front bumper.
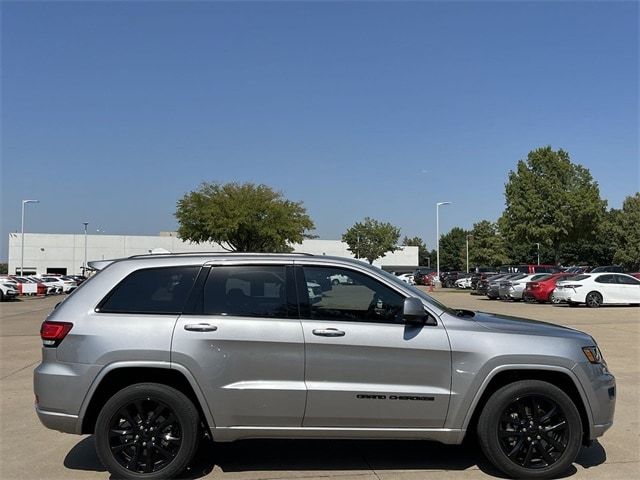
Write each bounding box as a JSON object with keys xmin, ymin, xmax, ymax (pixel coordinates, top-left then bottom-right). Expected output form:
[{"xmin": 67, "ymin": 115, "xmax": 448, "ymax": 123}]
[{"xmin": 572, "ymin": 362, "xmax": 616, "ymax": 440}]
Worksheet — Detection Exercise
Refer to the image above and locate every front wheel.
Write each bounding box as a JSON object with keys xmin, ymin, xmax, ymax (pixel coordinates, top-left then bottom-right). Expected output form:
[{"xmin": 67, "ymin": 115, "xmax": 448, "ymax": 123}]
[
  {"xmin": 477, "ymin": 380, "xmax": 583, "ymax": 479},
  {"xmin": 95, "ymin": 383, "xmax": 200, "ymax": 479}
]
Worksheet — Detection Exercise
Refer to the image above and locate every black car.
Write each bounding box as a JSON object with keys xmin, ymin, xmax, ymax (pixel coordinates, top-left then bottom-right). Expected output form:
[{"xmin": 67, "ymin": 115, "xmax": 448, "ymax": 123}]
[
  {"xmin": 470, "ymin": 272, "xmax": 499, "ymax": 294},
  {"xmin": 413, "ymin": 268, "xmax": 435, "ymax": 285},
  {"xmin": 590, "ymin": 265, "xmax": 625, "ymax": 273}
]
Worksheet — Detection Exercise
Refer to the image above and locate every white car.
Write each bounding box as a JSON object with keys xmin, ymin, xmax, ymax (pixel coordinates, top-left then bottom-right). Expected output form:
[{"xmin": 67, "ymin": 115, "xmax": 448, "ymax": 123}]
[
  {"xmin": 554, "ymin": 273, "xmax": 640, "ymax": 307},
  {"xmin": 395, "ymin": 273, "xmax": 415, "ymax": 285},
  {"xmin": 37, "ymin": 276, "xmax": 77, "ymax": 294},
  {"xmin": 0, "ymin": 278, "xmax": 19, "ymax": 301},
  {"xmin": 506, "ymin": 273, "xmax": 552, "ymax": 300},
  {"xmin": 307, "ymin": 281, "xmax": 323, "ymax": 304},
  {"xmin": 329, "ymin": 274, "xmax": 353, "ymax": 286},
  {"xmin": 455, "ymin": 276, "xmax": 473, "ymax": 289}
]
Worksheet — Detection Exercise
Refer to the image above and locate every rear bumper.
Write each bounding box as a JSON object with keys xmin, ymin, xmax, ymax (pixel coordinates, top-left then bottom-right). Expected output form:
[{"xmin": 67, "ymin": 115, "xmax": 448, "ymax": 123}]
[{"xmin": 35, "ymin": 407, "xmax": 80, "ymax": 434}]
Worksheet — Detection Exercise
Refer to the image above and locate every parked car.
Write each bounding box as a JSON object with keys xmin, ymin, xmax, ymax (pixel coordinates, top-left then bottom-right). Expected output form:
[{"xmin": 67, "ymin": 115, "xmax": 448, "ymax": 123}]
[
  {"xmin": 497, "ymin": 273, "xmax": 529, "ymax": 300},
  {"xmin": 486, "ymin": 274, "xmax": 521, "ymax": 299},
  {"xmin": 475, "ymin": 273, "xmax": 506, "ymax": 296},
  {"xmin": 307, "ymin": 281, "xmax": 323, "ymax": 304},
  {"xmin": 35, "ymin": 253, "xmax": 616, "ymax": 480},
  {"xmin": 502, "ymin": 273, "xmax": 552, "ymax": 301},
  {"xmin": 470, "ymin": 272, "xmax": 499, "ymax": 294},
  {"xmin": 0, "ymin": 278, "xmax": 20, "ymax": 301},
  {"xmin": 589, "ymin": 265, "xmax": 625, "ymax": 273},
  {"xmin": 11, "ymin": 276, "xmax": 51, "ymax": 295},
  {"xmin": 631, "ymin": 273, "xmax": 640, "ymax": 280},
  {"xmin": 39, "ymin": 276, "xmax": 77, "ymax": 294},
  {"xmin": 441, "ymin": 271, "xmax": 463, "ymax": 288},
  {"xmin": 523, "ymin": 272, "xmax": 575, "ymax": 303},
  {"xmin": 498, "ymin": 264, "xmax": 561, "ymax": 274},
  {"xmin": 454, "ymin": 276, "xmax": 473, "ymax": 289},
  {"xmin": 395, "ymin": 273, "xmax": 416, "ymax": 284},
  {"xmin": 554, "ymin": 273, "xmax": 640, "ymax": 307},
  {"xmin": 329, "ymin": 273, "xmax": 353, "ymax": 285},
  {"xmin": 413, "ymin": 268, "xmax": 435, "ymax": 285}
]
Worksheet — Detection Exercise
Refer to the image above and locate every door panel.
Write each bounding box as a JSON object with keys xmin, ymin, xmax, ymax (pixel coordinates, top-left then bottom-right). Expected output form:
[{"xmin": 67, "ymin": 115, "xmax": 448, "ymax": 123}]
[
  {"xmin": 172, "ymin": 315, "xmax": 306, "ymax": 427},
  {"xmin": 302, "ymin": 320, "xmax": 452, "ymax": 428},
  {"xmin": 297, "ymin": 265, "xmax": 452, "ymax": 428},
  {"xmin": 171, "ymin": 263, "xmax": 306, "ymax": 427}
]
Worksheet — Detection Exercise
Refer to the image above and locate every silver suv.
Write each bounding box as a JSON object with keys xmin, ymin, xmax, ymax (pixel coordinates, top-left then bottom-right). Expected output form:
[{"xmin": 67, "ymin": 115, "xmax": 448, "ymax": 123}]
[{"xmin": 34, "ymin": 253, "xmax": 615, "ymax": 479}]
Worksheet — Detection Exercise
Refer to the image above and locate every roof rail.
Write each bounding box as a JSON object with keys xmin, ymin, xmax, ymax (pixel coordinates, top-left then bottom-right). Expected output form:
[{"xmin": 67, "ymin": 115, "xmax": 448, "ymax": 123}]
[{"xmin": 127, "ymin": 251, "xmax": 316, "ymax": 259}]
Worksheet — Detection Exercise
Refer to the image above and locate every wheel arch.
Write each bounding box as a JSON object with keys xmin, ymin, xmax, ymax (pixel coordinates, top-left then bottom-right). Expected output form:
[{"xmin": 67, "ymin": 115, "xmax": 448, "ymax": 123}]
[
  {"xmin": 80, "ymin": 363, "xmax": 213, "ymax": 435},
  {"xmin": 462, "ymin": 367, "xmax": 593, "ymax": 445}
]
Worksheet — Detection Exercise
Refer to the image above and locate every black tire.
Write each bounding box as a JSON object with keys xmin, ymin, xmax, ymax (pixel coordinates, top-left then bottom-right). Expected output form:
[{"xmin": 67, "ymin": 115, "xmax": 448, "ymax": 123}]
[
  {"xmin": 0, "ymin": 290, "xmax": 4, "ymax": 302},
  {"xmin": 95, "ymin": 383, "xmax": 200, "ymax": 480},
  {"xmin": 477, "ymin": 380, "xmax": 583, "ymax": 479},
  {"xmin": 585, "ymin": 291, "xmax": 603, "ymax": 308},
  {"xmin": 567, "ymin": 301, "xmax": 578, "ymax": 308}
]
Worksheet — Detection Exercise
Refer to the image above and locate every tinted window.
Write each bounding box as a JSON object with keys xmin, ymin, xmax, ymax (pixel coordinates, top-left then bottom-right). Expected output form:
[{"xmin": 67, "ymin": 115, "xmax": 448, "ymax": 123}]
[
  {"xmin": 566, "ymin": 274, "xmax": 590, "ymax": 282},
  {"xmin": 302, "ymin": 266, "xmax": 405, "ymax": 323},
  {"xmin": 203, "ymin": 265, "xmax": 288, "ymax": 318},
  {"xmin": 595, "ymin": 274, "xmax": 617, "ymax": 284},
  {"xmin": 531, "ymin": 274, "xmax": 551, "ymax": 282},
  {"xmin": 99, "ymin": 266, "xmax": 199, "ymax": 314},
  {"xmin": 616, "ymin": 275, "xmax": 640, "ymax": 285}
]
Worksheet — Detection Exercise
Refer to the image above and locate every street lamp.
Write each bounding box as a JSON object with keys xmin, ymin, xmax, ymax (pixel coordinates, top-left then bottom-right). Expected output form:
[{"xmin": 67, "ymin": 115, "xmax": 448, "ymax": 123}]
[
  {"xmin": 82, "ymin": 222, "xmax": 89, "ymax": 275},
  {"xmin": 20, "ymin": 199, "xmax": 39, "ymax": 276},
  {"xmin": 436, "ymin": 201, "xmax": 452, "ymax": 284},
  {"xmin": 466, "ymin": 234, "xmax": 473, "ymax": 273},
  {"xmin": 535, "ymin": 242, "xmax": 540, "ymax": 265}
]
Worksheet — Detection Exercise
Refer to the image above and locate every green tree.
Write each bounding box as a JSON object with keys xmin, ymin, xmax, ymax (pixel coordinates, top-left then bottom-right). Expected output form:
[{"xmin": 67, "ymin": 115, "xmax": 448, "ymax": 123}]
[
  {"xmin": 175, "ymin": 182, "xmax": 315, "ymax": 252},
  {"xmin": 468, "ymin": 220, "xmax": 510, "ymax": 268},
  {"xmin": 612, "ymin": 193, "xmax": 640, "ymax": 270},
  {"xmin": 500, "ymin": 146, "xmax": 607, "ymax": 263},
  {"xmin": 402, "ymin": 236, "xmax": 431, "ymax": 266},
  {"xmin": 438, "ymin": 227, "xmax": 468, "ymax": 271},
  {"xmin": 343, "ymin": 217, "xmax": 400, "ymax": 264}
]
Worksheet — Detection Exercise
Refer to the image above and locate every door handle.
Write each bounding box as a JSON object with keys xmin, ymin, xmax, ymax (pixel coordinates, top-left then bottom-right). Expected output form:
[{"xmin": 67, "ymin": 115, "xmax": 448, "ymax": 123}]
[
  {"xmin": 184, "ymin": 323, "xmax": 218, "ymax": 332},
  {"xmin": 312, "ymin": 328, "xmax": 345, "ymax": 337}
]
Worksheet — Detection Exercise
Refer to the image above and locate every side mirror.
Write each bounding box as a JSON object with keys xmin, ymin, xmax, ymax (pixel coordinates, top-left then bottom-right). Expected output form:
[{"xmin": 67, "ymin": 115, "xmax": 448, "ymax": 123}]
[{"xmin": 403, "ymin": 297, "xmax": 436, "ymax": 326}]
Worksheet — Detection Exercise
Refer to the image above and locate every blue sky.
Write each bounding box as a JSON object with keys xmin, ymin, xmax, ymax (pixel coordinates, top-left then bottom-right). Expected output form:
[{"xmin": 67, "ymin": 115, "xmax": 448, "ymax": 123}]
[{"xmin": 2, "ymin": 1, "xmax": 638, "ymax": 260}]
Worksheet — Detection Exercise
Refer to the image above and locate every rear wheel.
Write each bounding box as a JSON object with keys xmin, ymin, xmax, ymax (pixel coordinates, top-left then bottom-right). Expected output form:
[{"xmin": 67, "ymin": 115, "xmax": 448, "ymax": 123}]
[
  {"xmin": 95, "ymin": 383, "xmax": 200, "ymax": 480},
  {"xmin": 477, "ymin": 380, "xmax": 582, "ymax": 479},
  {"xmin": 585, "ymin": 291, "xmax": 603, "ymax": 308}
]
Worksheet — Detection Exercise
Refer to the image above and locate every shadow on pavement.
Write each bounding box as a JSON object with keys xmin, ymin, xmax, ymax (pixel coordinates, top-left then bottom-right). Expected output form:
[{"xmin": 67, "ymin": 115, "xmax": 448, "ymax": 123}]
[{"xmin": 64, "ymin": 436, "xmax": 606, "ymax": 479}]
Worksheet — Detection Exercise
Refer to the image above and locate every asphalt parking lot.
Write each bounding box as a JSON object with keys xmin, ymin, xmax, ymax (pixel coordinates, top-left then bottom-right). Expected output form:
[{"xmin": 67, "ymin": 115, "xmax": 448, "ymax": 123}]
[{"xmin": 0, "ymin": 290, "xmax": 638, "ymax": 479}]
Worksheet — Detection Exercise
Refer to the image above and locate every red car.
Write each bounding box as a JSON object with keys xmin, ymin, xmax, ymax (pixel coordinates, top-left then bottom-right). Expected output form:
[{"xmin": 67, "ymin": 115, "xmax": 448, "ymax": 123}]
[
  {"xmin": 631, "ymin": 273, "xmax": 640, "ymax": 280},
  {"xmin": 523, "ymin": 272, "xmax": 574, "ymax": 303}
]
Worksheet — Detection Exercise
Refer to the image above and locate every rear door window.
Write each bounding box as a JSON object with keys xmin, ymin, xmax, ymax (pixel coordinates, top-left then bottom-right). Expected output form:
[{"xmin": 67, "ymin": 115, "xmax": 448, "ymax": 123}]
[
  {"xmin": 595, "ymin": 274, "xmax": 617, "ymax": 284},
  {"xmin": 98, "ymin": 266, "xmax": 200, "ymax": 314},
  {"xmin": 202, "ymin": 265, "xmax": 289, "ymax": 318}
]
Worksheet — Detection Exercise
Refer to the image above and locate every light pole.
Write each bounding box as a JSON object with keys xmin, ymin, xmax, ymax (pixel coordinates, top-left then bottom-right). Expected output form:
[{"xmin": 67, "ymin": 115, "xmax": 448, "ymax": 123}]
[
  {"xmin": 82, "ymin": 222, "xmax": 89, "ymax": 275},
  {"xmin": 20, "ymin": 199, "xmax": 39, "ymax": 276},
  {"xmin": 535, "ymin": 242, "xmax": 540, "ymax": 265},
  {"xmin": 436, "ymin": 201, "xmax": 452, "ymax": 284},
  {"xmin": 466, "ymin": 235, "xmax": 473, "ymax": 273}
]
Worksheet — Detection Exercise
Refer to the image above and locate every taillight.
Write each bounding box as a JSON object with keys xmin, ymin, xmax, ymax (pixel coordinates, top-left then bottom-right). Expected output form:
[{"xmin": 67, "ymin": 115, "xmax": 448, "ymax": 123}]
[
  {"xmin": 528, "ymin": 282, "xmax": 539, "ymax": 290},
  {"xmin": 40, "ymin": 321, "xmax": 73, "ymax": 347}
]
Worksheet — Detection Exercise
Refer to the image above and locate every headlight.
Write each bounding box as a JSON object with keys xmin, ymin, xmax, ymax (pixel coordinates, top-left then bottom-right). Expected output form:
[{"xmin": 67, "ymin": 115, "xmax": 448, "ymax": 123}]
[{"xmin": 582, "ymin": 346, "xmax": 604, "ymax": 364}]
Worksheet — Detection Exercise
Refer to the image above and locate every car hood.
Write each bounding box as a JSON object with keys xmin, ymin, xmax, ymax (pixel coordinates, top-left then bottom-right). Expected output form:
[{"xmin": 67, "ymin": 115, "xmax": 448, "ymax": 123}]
[{"xmin": 471, "ymin": 311, "xmax": 590, "ymax": 341}]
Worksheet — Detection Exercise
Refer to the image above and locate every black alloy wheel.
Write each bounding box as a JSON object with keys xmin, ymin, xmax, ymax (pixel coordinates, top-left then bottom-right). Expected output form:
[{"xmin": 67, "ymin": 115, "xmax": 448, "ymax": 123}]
[
  {"xmin": 585, "ymin": 291, "xmax": 603, "ymax": 308},
  {"xmin": 477, "ymin": 380, "xmax": 582, "ymax": 479},
  {"xmin": 95, "ymin": 383, "xmax": 200, "ymax": 480},
  {"xmin": 497, "ymin": 395, "xmax": 569, "ymax": 470},
  {"xmin": 107, "ymin": 398, "xmax": 182, "ymax": 474}
]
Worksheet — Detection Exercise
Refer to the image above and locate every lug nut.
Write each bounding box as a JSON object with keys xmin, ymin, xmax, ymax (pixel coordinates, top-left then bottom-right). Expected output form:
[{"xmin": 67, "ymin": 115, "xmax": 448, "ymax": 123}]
[
  {"xmin": 142, "ymin": 442, "xmax": 146, "ymax": 446},
  {"xmin": 527, "ymin": 437, "xmax": 531, "ymax": 441},
  {"xmin": 536, "ymin": 435, "xmax": 541, "ymax": 440}
]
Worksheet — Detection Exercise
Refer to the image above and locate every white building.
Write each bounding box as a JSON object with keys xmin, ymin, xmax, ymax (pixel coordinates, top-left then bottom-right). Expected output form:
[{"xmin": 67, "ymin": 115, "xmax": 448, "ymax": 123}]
[{"xmin": 7, "ymin": 232, "xmax": 418, "ymax": 275}]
